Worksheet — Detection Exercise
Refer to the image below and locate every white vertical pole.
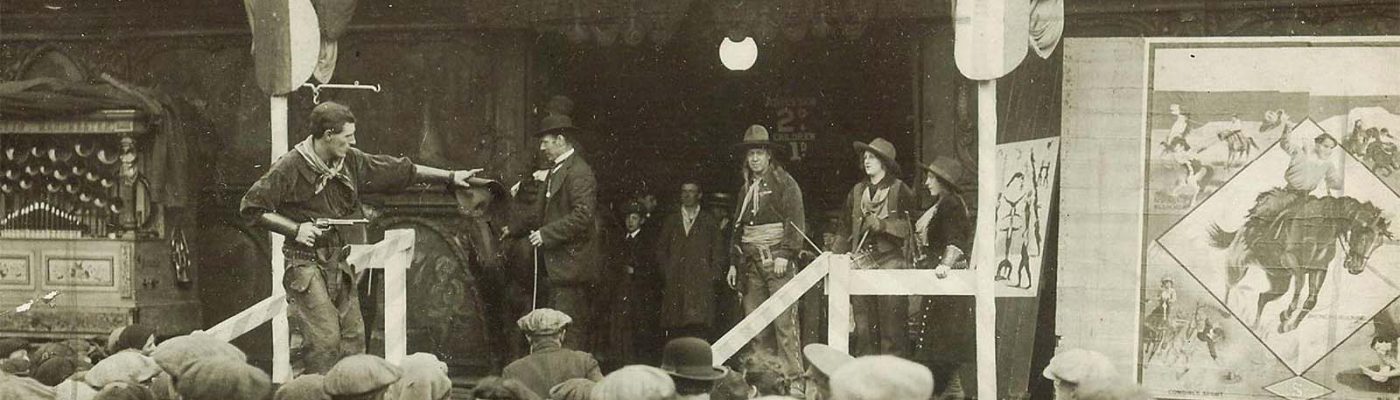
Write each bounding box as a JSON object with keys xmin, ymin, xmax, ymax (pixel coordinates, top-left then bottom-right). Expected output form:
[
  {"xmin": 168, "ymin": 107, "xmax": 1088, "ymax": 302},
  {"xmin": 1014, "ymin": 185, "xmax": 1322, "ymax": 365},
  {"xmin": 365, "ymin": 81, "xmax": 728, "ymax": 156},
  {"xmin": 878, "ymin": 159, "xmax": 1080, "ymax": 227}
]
[
  {"xmin": 973, "ymin": 80, "xmax": 999, "ymax": 399},
  {"xmin": 826, "ymin": 255, "xmax": 851, "ymax": 353},
  {"xmin": 269, "ymin": 95, "xmax": 292, "ymax": 383},
  {"xmin": 383, "ymin": 231, "xmax": 411, "ymax": 365}
]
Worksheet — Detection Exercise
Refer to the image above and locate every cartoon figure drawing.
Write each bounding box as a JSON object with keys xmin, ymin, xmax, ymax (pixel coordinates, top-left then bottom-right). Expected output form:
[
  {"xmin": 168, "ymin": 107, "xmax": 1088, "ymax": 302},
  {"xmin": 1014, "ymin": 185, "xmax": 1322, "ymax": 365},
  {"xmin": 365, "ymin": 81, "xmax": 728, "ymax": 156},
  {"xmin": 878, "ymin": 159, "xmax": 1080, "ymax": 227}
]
[
  {"xmin": 1209, "ymin": 128, "xmax": 1393, "ymax": 333},
  {"xmin": 996, "ymin": 172, "xmax": 1026, "ymax": 284}
]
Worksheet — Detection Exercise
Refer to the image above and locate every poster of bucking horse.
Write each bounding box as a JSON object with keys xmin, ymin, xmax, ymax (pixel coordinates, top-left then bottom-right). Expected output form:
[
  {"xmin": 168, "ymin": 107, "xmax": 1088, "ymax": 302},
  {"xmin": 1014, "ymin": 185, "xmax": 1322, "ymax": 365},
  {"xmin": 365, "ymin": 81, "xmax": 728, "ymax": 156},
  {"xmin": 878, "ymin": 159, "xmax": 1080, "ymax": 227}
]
[{"xmin": 1130, "ymin": 39, "xmax": 1400, "ymax": 399}]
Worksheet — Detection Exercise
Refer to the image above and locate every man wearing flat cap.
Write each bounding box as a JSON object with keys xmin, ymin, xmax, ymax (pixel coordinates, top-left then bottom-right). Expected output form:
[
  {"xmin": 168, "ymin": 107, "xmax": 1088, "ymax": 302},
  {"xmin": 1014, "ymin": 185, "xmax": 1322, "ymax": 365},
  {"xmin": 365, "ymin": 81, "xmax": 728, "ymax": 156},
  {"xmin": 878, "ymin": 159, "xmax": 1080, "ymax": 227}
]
[
  {"xmin": 505, "ymin": 113, "xmax": 602, "ymax": 352},
  {"xmin": 836, "ymin": 137, "xmax": 918, "ymax": 357},
  {"xmin": 829, "ymin": 355, "xmax": 934, "ymax": 400},
  {"xmin": 503, "ymin": 308, "xmax": 604, "ymax": 398},
  {"xmin": 240, "ymin": 101, "xmax": 486, "ymax": 374},
  {"xmin": 729, "ymin": 125, "xmax": 807, "ymax": 380},
  {"xmin": 323, "ymin": 354, "xmax": 402, "ymax": 399}
]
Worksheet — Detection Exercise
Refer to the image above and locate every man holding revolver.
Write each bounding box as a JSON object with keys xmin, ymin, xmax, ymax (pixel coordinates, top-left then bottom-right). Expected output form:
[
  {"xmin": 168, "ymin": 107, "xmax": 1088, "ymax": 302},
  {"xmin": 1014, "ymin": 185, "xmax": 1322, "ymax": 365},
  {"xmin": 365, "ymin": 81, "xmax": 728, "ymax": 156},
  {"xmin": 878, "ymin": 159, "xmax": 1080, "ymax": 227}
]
[{"xmin": 240, "ymin": 101, "xmax": 482, "ymax": 374}]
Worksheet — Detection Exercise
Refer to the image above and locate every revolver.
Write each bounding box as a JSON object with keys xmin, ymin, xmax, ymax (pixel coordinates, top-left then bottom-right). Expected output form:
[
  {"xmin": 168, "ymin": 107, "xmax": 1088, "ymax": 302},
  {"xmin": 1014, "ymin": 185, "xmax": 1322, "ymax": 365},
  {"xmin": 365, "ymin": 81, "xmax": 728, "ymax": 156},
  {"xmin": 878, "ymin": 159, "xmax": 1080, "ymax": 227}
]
[{"xmin": 313, "ymin": 218, "xmax": 369, "ymax": 228}]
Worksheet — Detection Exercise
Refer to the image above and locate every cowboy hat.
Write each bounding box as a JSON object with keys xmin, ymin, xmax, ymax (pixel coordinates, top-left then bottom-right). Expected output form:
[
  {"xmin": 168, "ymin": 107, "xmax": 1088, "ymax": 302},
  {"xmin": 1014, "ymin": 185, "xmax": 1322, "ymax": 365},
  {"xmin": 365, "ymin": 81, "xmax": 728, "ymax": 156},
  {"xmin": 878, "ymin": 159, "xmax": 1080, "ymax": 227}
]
[
  {"xmin": 922, "ymin": 156, "xmax": 965, "ymax": 191},
  {"xmin": 660, "ymin": 337, "xmax": 729, "ymax": 381},
  {"xmin": 853, "ymin": 138, "xmax": 901, "ymax": 174},
  {"xmin": 536, "ymin": 114, "xmax": 582, "ymax": 137},
  {"xmin": 733, "ymin": 125, "xmax": 784, "ymax": 154}
]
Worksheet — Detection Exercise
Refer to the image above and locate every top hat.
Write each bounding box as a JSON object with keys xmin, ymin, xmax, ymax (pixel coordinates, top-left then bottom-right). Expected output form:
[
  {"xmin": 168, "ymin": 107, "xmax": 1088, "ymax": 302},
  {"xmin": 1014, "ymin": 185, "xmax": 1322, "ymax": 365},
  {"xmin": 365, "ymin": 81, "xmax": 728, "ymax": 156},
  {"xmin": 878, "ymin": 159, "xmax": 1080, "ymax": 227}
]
[
  {"xmin": 733, "ymin": 125, "xmax": 783, "ymax": 154},
  {"xmin": 536, "ymin": 114, "xmax": 581, "ymax": 137},
  {"xmin": 660, "ymin": 337, "xmax": 729, "ymax": 381},
  {"xmin": 922, "ymin": 156, "xmax": 965, "ymax": 192},
  {"xmin": 853, "ymin": 138, "xmax": 900, "ymax": 174}
]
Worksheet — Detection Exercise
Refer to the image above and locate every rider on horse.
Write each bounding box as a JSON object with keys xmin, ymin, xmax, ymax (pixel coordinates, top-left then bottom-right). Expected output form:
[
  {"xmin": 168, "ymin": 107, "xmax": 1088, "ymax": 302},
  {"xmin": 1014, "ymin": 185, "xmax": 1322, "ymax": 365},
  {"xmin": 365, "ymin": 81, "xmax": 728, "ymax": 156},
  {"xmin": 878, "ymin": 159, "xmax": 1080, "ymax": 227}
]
[{"xmin": 1247, "ymin": 133, "xmax": 1343, "ymax": 228}]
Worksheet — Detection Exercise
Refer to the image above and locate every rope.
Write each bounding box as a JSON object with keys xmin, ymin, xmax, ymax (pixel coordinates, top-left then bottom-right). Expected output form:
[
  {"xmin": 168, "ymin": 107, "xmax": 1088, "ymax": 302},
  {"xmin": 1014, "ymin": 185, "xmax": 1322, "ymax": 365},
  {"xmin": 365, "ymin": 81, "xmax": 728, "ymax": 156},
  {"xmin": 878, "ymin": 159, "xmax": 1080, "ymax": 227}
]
[{"xmin": 532, "ymin": 246, "xmax": 541, "ymax": 310}]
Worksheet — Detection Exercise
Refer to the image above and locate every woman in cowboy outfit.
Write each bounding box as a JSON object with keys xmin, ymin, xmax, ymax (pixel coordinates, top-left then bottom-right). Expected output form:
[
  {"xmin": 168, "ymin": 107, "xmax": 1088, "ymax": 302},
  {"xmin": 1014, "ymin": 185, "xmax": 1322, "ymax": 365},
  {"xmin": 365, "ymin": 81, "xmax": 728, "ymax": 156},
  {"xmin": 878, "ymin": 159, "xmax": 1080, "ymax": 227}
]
[
  {"xmin": 908, "ymin": 156, "xmax": 975, "ymax": 400},
  {"xmin": 834, "ymin": 138, "xmax": 918, "ymax": 357}
]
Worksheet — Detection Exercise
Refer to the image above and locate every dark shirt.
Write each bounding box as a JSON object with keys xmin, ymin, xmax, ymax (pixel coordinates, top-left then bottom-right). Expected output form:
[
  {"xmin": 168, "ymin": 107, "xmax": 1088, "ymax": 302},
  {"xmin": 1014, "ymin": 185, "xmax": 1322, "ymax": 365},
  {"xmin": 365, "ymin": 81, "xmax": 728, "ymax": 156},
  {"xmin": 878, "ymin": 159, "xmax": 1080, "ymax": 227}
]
[
  {"xmin": 731, "ymin": 167, "xmax": 807, "ymax": 261},
  {"xmin": 239, "ymin": 147, "xmax": 415, "ymax": 247}
]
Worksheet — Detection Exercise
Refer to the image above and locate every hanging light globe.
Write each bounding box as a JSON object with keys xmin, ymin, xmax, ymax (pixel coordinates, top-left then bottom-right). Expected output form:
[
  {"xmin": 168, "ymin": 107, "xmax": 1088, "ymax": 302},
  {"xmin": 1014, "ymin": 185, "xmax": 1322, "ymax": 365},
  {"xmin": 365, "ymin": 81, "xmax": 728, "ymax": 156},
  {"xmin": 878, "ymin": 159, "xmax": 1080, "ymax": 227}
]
[{"xmin": 719, "ymin": 37, "xmax": 758, "ymax": 71}]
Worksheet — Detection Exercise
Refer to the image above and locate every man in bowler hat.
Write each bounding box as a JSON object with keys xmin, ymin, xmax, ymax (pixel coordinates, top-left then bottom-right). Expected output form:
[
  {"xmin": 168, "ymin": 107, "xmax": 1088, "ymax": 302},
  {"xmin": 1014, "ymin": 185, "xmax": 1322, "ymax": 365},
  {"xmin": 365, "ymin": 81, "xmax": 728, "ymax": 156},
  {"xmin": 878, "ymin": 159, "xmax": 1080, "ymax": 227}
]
[
  {"xmin": 661, "ymin": 337, "xmax": 730, "ymax": 399},
  {"xmin": 505, "ymin": 114, "xmax": 602, "ymax": 351}
]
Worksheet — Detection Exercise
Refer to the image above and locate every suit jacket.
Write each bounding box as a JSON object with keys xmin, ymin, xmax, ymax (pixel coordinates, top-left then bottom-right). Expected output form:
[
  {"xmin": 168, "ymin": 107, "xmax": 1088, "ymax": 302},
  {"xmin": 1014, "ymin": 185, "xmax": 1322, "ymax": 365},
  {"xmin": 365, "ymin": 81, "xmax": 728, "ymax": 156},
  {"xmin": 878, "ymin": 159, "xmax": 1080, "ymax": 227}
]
[
  {"xmin": 654, "ymin": 207, "xmax": 726, "ymax": 328},
  {"xmin": 502, "ymin": 342, "xmax": 603, "ymax": 398},
  {"xmin": 514, "ymin": 153, "xmax": 600, "ymax": 283}
]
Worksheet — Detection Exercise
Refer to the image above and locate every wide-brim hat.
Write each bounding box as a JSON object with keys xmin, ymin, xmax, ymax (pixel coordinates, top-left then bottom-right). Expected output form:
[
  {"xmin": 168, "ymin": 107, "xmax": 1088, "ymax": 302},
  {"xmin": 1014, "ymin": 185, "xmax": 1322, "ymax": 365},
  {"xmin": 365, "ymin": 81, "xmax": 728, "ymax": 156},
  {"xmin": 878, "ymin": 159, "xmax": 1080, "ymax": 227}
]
[
  {"xmin": 536, "ymin": 114, "xmax": 582, "ymax": 137},
  {"xmin": 733, "ymin": 125, "xmax": 784, "ymax": 154},
  {"xmin": 922, "ymin": 156, "xmax": 965, "ymax": 191},
  {"xmin": 853, "ymin": 138, "xmax": 900, "ymax": 174},
  {"xmin": 660, "ymin": 337, "xmax": 729, "ymax": 381}
]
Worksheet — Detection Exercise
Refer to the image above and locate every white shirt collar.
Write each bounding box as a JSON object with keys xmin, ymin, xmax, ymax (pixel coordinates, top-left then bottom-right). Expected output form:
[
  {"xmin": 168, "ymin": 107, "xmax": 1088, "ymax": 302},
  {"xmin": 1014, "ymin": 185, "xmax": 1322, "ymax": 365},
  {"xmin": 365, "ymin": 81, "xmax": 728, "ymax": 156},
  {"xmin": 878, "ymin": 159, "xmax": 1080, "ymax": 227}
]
[
  {"xmin": 626, "ymin": 229, "xmax": 640, "ymax": 239},
  {"xmin": 553, "ymin": 148, "xmax": 575, "ymax": 167}
]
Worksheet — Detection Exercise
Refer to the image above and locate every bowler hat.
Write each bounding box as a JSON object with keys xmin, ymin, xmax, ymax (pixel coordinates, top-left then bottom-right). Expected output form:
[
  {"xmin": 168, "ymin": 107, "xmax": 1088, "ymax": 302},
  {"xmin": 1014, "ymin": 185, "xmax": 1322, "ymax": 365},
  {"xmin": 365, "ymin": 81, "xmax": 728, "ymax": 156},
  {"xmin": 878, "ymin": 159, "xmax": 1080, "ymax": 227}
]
[
  {"xmin": 733, "ymin": 125, "xmax": 783, "ymax": 154},
  {"xmin": 660, "ymin": 337, "xmax": 728, "ymax": 381},
  {"xmin": 536, "ymin": 114, "xmax": 581, "ymax": 137},
  {"xmin": 853, "ymin": 138, "xmax": 901, "ymax": 174},
  {"xmin": 922, "ymin": 156, "xmax": 965, "ymax": 191}
]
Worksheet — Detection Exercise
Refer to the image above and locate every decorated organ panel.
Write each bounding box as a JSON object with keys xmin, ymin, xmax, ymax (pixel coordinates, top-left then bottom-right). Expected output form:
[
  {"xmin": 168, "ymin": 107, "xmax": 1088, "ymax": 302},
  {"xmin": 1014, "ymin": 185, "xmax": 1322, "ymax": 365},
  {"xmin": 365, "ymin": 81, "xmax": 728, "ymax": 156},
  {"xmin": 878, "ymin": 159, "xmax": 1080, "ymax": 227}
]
[{"xmin": 0, "ymin": 109, "xmax": 198, "ymax": 338}]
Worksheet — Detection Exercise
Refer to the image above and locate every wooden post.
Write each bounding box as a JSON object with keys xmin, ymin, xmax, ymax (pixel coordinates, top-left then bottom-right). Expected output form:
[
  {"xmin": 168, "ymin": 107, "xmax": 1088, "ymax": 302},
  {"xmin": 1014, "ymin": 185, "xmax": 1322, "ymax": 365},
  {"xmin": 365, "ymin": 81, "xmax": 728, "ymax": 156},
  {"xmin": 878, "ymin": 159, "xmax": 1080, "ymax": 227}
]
[
  {"xmin": 973, "ymin": 80, "xmax": 999, "ymax": 399},
  {"xmin": 826, "ymin": 254, "xmax": 852, "ymax": 353},
  {"xmin": 269, "ymin": 96, "xmax": 291, "ymax": 383}
]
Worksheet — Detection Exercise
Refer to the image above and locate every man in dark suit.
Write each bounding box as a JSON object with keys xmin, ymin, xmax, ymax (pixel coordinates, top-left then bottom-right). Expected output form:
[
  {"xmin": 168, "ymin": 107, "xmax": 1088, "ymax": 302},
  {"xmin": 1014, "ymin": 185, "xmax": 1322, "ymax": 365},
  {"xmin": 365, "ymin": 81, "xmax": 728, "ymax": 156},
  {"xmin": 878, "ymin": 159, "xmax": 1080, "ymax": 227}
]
[
  {"xmin": 654, "ymin": 181, "xmax": 727, "ymax": 341},
  {"xmin": 506, "ymin": 114, "xmax": 600, "ymax": 351}
]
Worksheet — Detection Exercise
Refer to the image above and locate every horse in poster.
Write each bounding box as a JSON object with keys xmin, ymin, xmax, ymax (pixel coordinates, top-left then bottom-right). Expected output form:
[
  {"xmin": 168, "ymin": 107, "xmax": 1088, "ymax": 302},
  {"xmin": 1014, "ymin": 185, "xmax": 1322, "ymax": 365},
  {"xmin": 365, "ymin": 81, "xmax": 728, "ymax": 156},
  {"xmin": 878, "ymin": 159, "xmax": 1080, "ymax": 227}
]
[{"xmin": 1209, "ymin": 190, "xmax": 1391, "ymax": 333}]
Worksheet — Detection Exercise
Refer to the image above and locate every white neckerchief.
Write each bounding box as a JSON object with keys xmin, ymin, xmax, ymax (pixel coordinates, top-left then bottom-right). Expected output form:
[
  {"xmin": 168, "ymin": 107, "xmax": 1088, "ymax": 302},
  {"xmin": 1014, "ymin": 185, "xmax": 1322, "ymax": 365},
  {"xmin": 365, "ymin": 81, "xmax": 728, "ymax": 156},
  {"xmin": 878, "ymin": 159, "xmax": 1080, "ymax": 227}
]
[
  {"xmin": 914, "ymin": 198, "xmax": 940, "ymax": 248},
  {"xmin": 682, "ymin": 205, "xmax": 700, "ymax": 235}
]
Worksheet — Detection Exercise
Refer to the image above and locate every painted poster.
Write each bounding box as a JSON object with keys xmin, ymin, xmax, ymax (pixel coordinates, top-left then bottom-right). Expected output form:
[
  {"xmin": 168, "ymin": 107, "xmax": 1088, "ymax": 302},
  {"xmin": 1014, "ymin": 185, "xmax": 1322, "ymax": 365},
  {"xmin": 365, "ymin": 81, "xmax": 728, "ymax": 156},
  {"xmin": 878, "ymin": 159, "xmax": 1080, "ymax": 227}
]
[
  {"xmin": 994, "ymin": 137, "xmax": 1059, "ymax": 297},
  {"xmin": 1139, "ymin": 39, "xmax": 1400, "ymax": 399}
]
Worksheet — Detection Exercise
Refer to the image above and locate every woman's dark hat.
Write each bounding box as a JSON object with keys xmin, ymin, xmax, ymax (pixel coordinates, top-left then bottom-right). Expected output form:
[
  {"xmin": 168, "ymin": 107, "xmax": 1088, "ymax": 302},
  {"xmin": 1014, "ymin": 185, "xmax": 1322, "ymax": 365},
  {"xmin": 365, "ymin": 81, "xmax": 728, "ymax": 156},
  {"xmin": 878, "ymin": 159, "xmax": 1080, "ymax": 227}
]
[{"xmin": 922, "ymin": 156, "xmax": 965, "ymax": 191}]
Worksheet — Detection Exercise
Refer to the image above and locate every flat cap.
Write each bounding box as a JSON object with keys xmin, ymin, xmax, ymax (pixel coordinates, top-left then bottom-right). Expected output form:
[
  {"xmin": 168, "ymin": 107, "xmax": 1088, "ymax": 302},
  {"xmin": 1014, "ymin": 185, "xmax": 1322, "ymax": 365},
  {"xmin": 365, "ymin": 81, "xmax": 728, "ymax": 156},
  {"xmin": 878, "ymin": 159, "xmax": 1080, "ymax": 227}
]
[
  {"xmin": 517, "ymin": 308, "xmax": 572, "ymax": 335},
  {"xmin": 274, "ymin": 374, "xmax": 330, "ymax": 400},
  {"xmin": 176, "ymin": 358, "xmax": 272, "ymax": 400},
  {"xmin": 550, "ymin": 378, "xmax": 597, "ymax": 400},
  {"xmin": 85, "ymin": 352, "xmax": 161, "ymax": 387},
  {"xmin": 149, "ymin": 332, "xmax": 246, "ymax": 379},
  {"xmin": 0, "ymin": 337, "xmax": 29, "ymax": 357},
  {"xmin": 802, "ymin": 344, "xmax": 853, "ymax": 377},
  {"xmin": 323, "ymin": 354, "xmax": 403, "ymax": 396},
  {"xmin": 830, "ymin": 355, "xmax": 933, "ymax": 400},
  {"xmin": 387, "ymin": 353, "xmax": 452, "ymax": 400},
  {"xmin": 1042, "ymin": 348, "xmax": 1117, "ymax": 386},
  {"xmin": 592, "ymin": 365, "xmax": 675, "ymax": 400}
]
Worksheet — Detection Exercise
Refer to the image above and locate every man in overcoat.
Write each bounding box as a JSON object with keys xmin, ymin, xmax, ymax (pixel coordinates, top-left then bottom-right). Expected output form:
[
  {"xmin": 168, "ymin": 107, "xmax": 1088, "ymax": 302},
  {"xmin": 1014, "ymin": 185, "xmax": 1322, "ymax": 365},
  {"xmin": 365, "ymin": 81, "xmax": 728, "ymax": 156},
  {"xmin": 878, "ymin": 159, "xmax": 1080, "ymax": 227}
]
[{"xmin": 655, "ymin": 181, "xmax": 727, "ymax": 340}]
